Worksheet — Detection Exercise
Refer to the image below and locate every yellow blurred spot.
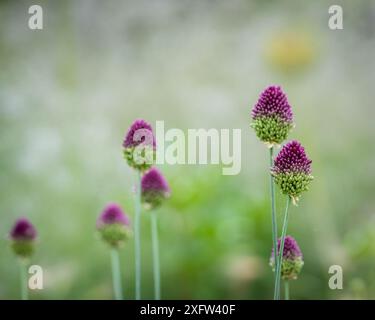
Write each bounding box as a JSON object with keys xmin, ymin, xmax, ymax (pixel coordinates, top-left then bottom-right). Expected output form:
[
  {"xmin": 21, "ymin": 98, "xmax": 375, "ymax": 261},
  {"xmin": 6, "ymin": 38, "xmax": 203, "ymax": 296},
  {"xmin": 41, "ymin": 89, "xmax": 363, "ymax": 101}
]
[
  {"xmin": 225, "ymin": 255, "xmax": 263, "ymax": 283},
  {"xmin": 265, "ymin": 30, "xmax": 317, "ymax": 73}
]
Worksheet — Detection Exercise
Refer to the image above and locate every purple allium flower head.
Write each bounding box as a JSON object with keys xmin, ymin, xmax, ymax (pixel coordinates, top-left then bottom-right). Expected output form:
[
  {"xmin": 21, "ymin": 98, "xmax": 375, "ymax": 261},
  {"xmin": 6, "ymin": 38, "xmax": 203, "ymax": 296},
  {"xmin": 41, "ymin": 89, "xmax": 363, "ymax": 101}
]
[
  {"xmin": 123, "ymin": 119, "xmax": 156, "ymax": 149},
  {"xmin": 97, "ymin": 203, "xmax": 132, "ymax": 247},
  {"xmin": 9, "ymin": 217, "xmax": 37, "ymax": 258},
  {"xmin": 271, "ymin": 140, "xmax": 313, "ymax": 204},
  {"xmin": 123, "ymin": 119, "xmax": 156, "ymax": 171},
  {"xmin": 141, "ymin": 167, "xmax": 170, "ymax": 209},
  {"xmin": 10, "ymin": 217, "xmax": 37, "ymax": 241},
  {"xmin": 251, "ymin": 85, "xmax": 294, "ymax": 145},
  {"xmin": 273, "ymin": 140, "xmax": 312, "ymax": 175},
  {"xmin": 97, "ymin": 203, "xmax": 130, "ymax": 229},
  {"xmin": 252, "ymin": 85, "xmax": 293, "ymax": 122},
  {"xmin": 142, "ymin": 168, "xmax": 170, "ymax": 195},
  {"xmin": 270, "ymin": 235, "xmax": 304, "ymax": 280},
  {"xmin": 271, "ymin": 236, "xmax": 302, "ymax": 260}
]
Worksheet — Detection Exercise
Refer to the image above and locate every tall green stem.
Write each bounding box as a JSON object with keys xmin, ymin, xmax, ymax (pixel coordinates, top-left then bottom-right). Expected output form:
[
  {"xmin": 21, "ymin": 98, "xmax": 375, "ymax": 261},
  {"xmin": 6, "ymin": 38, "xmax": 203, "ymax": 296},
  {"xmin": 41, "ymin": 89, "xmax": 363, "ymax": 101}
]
[
  {"xmin": 20, "ymin": 260, "xmax": 28, "ymax": 300},
  {"xmin": 111, "ymin": 248, "xmax": 123, "ymax": 300},
  {"xmin": 151, "ymin": 212, "xmax": 161, "ymax": 300},
  {"xmin": 134, "ymin": 171, "xmax": 142, "ymax": 300},
  {"xmin": 284, "ymin": 281, "xmax": 290, "ymax": 300},
  {"xmin": 275, "ymin": 196, "xmax": 290, "ymax": 300},
  {"xmin": 269, "ymin": 147, "xmax": 279, "ymax": 300}
]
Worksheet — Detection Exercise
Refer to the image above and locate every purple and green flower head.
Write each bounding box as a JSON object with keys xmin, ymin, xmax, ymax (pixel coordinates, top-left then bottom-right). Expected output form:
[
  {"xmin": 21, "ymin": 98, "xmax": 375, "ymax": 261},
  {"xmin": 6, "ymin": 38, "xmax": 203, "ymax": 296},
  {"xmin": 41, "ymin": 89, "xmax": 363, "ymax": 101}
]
[
  {"xmin": 270, "ymin": 235, "xmax": 304, "ymax": 280},
  {"xmin": 123, "ymin": 119, "xmax": 156, "ymax": 171},
  {"xmin": 251, "ymin": 85, "xmax": 294, "ymax": 146},
  {"xmin": 141, "ymin": 167, "xmax": 170, "ymax": 210},
  {"xmin": 97, "ymin": 203, "xmax": 132, "ymax": 247},
  {"xmin": 271, "ymin": 140, "xmax": 313, "ymax": 205},
  {"xmin": 9, "ymin": 217, "xmax": 37, "ymax": 259}
]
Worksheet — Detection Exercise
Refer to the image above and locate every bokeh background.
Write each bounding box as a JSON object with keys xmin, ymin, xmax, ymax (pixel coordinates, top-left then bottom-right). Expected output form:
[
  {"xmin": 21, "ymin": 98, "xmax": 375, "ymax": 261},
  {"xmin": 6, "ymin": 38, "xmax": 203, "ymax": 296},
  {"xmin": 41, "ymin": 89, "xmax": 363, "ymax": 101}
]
[{"xmin": 1, "ymin": 0, "xmax": 375, "ymax": 299}]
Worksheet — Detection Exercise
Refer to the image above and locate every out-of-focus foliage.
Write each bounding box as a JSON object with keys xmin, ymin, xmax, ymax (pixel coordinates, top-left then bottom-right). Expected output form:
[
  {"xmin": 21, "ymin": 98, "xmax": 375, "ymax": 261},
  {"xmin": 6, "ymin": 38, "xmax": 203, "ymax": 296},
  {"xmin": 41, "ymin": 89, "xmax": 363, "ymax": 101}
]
[{"xmin": 1, "ymin": 0, "xmax": 375, "ymax": 299}]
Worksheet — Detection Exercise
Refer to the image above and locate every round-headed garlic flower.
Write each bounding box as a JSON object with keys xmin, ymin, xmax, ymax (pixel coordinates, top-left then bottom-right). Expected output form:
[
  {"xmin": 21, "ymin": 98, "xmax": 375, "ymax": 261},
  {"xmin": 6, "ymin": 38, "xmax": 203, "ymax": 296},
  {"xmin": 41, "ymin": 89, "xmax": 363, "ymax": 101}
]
[
  {"xmin": 270, "ymin": 235, "xmax": 304, "ymax": 280},
  {"xmin": 271, "ymin": 140, "xmax": 313, "ymax": 205},
  {"xmin": 123, "ymin": 119, "xmax": 156, "ymax": 171},
  {"xmin": 141, "ymin": 167, "xmax": 170, "ymax": 210},
  {"xmin": 9, "ymin": 217, "xmax": 37, "ymax": 259},
  {"xmin": 97, "ymin": 203, "xmax": 132, "ymax": 247},
  {"xmin": 251, "ymin": 85, "xmax": 294, "ymax": 147}
]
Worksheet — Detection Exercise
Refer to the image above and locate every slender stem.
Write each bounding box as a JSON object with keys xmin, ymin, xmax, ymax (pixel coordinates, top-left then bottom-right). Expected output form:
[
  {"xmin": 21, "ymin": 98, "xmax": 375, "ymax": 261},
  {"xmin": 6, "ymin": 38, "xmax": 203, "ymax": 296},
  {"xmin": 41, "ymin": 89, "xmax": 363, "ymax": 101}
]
[
  {"xmin": 20, "ymin": 260, "xmax": 28, "ymax": 300},
  {"xmin": 284, "ymin": 281, "xmax": 290, "ymax": 300},
  {"xmin": 269, "ymin": 147, "xmax": 279, "ymax": 300},
  {"xmin": 134, "ymin": 170, "xmax": 142, "ymax": 300},
  {"xmin": 111, "ymin": 248, "xmax": 123, "ymax": 300},
  {"xmin": 275, "ymin": 196, "xmax": 290, "ymax": 300},
  {"xmin": 151, "ymin": 212, "xmax": 161, "ymax": 300}
]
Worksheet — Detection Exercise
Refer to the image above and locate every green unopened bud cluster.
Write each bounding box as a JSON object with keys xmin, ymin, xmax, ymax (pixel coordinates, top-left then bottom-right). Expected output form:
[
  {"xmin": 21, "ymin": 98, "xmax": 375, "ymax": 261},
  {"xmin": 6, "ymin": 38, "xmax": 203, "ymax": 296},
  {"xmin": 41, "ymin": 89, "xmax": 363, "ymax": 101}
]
[
  {"xmin": 123, "ymin": 146, "xmax": 155, "ymax": 172},
  {"xmin": 11, "ymin": 240, "xmax": 35, "ymax": 259},
  {"xmin": 251, "ymin": 116, "xmax": 294, "ymax": 146},
  {"xmin": 273, "ymin": 172, "xmax": 313, "ymax": 202}
]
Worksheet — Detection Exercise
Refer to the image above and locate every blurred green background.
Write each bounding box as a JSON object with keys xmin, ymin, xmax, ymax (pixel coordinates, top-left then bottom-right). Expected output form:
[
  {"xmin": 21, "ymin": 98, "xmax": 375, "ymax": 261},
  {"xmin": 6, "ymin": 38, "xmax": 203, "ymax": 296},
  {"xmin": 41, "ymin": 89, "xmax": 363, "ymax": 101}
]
[{"xmin": 1, "ymin": 0, "xmax": 375, "ymax": 299}]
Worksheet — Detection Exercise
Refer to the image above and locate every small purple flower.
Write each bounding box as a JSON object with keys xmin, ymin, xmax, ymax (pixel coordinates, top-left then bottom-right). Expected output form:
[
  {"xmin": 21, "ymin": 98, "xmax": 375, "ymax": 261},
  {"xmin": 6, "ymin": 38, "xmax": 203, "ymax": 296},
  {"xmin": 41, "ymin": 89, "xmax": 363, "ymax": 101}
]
[
  {"xmin": 141, "ymin": 167, "xmax": 170, "ymax": 209},
  {"xmin": 97, "ymin": 203, "xmax": 131, "ymax": 247},
  {"xmin": 9, "ymin": 217, "xmax": 37, "ymax": 258},
  {"xmin": 271, "ymin": 140, "xmax": 313, "ymax": 204},
  {"xmin": 123, "ymin": 119, "xmax": 156, "ymax": 149},
  {"xmin": 270, "ymin": 235, "xmax": 304, "ymax": 280},
  {"xmin": 273, "ymin": 140, "xmax": 312, "ymax": 175},
  {"xmin": 123, "ymin": 119, "xmax": 156, "ymax": 171},
  {"xmin": 271, "ymin": 236, "xmax": 302, "ymax": 260},
  {"xmin": 251, "ymin": 86, "xmax": 294, "ymax": 145},
  {"xmin": 97, "ymin": 203, "xmax": 130, "ymax": 229},
  {"xmin": 10, "ymin": 218, "xmax": 37, "ymax": 241},
  {"xmin": 252, "ymin": 86, "xmax": 293, "ymax": 122}
]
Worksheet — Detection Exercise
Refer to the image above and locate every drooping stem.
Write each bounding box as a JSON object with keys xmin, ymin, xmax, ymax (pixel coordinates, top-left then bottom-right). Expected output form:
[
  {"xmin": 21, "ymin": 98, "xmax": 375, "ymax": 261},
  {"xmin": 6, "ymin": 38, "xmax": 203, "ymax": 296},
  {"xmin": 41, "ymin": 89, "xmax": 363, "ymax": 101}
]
[
  {"xmin": 134, "ymin": 170, "xmax": 142, "ymax": 300},
  {"xmin": 275, "ymin": 196, "xmax": 290, "ymax": 300},
  {"xmin": 284, "ymin": 281, "xmax": 290, "ymax": 300},
  {"xmin": 111, "ymin": 248, "xmax": 123, "ymax": 300},
  {"xmin": 19, "ymin": 260, "xmax": 28, "ymax": 300},
  {"xmin": 151, "ymin": 212, "xmax": 161, "ymax": 300},
  {"xmin": 269, "ymin": 147, "xmax": 279, "ymax": 300}
]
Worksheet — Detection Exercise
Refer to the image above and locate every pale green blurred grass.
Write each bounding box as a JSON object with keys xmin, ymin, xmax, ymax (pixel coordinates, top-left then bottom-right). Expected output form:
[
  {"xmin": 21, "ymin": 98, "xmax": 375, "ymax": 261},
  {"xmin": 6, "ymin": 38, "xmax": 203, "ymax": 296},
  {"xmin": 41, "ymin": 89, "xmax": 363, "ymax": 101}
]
[{"xmin": 1, "ymin": 0, "xmax": 375, "ymax": 299}]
